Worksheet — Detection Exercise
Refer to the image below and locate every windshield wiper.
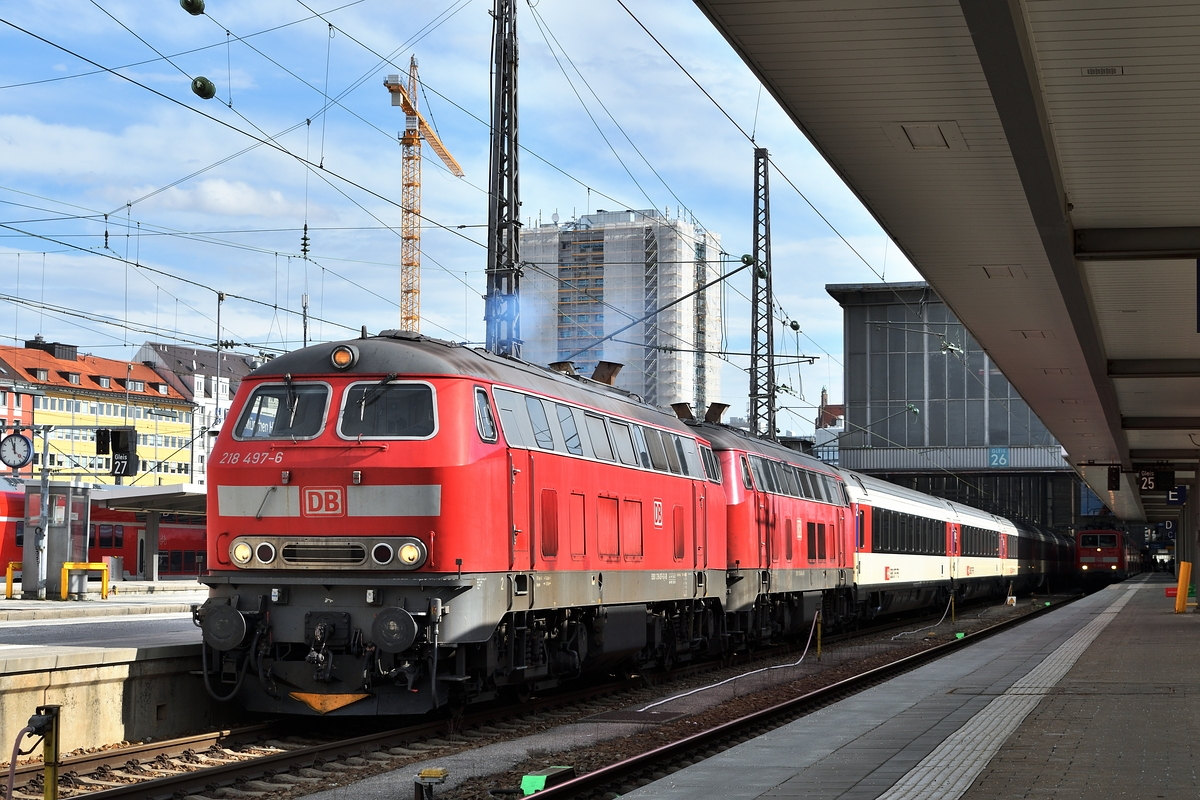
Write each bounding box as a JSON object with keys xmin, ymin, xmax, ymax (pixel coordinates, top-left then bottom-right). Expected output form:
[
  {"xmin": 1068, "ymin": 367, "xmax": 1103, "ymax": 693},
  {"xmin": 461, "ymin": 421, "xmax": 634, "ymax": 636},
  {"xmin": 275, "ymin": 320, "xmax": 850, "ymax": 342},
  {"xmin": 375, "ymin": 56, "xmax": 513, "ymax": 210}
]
[
  {"xmin": 284, "ymin": 373, "xmax": 298, "ymax": 427},
  {"xmin": 359, "ymin": 373, "xmax": 398, "ymax": 421}
]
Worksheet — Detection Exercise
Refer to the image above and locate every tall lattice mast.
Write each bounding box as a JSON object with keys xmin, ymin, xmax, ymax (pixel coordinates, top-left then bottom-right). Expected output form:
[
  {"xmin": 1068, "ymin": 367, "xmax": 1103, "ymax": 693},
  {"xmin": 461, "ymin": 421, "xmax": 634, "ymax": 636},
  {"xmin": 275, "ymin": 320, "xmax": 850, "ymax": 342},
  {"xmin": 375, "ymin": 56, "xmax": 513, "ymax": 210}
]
[
  {"xmin": 750, "ymin": 148, "xmax": 776, "ymax": 439},
  {"xmin": 485, "ymin": 0, "xmax": 522, "ymax": 357},
  {"xmin": 385, "ymin": 58, "xmax": 464, "ymax": 332}
]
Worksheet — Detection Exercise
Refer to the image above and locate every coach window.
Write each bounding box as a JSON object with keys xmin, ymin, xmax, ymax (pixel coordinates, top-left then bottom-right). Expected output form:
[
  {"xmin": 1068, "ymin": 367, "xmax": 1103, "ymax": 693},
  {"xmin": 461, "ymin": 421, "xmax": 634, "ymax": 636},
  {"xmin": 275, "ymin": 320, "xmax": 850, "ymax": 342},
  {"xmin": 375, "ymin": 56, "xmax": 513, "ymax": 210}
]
[
  {"xmin": 526, "ymin": 396, "xmax": 556, "ymax": 450},
  {"xmin": 609, "ymin": 421, "xmax": 638, "ymax": 466},
  {"xmin": 631, "ymin": 426, "xmax": 653, "ymax": 468},
  {"xmin": 340, "ymin": 382, "xmax": 435, "ymax": 439},
  {"xmin": 235, "ymin": 382, "xmax": 329, "ymax": 440},
  {"xmin": 585, "ymin": 414, "xmax": 615, "ymax": 461},
  {"xmin": 475, "ymin": 389, "xmax": 498, "ymax": 442}
]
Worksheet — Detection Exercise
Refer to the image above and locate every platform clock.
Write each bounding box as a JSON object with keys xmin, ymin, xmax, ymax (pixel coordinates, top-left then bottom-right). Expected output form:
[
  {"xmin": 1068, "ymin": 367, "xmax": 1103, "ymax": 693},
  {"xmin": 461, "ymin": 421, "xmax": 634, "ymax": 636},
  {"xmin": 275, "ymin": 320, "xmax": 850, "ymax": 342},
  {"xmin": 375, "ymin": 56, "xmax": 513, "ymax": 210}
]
[{"xmin": 0, "ymin": 433, "xmax": 33, "ymax": 469}]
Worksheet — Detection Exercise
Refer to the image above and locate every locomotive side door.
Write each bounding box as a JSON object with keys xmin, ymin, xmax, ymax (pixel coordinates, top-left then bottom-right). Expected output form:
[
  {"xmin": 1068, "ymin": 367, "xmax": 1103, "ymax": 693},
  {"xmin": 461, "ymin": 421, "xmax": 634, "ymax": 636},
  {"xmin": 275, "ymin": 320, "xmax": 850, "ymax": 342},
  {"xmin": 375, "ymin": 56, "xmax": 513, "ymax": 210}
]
[
  {"xmin": 509, "ymin": 449, "xmax": 532, "ymax": 571},
  {"xmin": 693, "ymin": 481, "xmax": 707, "ymax": 570}
]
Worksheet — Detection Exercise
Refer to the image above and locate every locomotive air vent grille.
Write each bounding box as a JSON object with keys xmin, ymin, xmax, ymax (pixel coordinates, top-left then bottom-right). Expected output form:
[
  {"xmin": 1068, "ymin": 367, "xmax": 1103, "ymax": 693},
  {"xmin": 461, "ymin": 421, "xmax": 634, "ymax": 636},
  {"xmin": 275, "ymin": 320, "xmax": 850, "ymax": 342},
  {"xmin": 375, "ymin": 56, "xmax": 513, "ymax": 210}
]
[{"xmin": 282, "ymin": 543, "xmax": 367, "ymax": 565}]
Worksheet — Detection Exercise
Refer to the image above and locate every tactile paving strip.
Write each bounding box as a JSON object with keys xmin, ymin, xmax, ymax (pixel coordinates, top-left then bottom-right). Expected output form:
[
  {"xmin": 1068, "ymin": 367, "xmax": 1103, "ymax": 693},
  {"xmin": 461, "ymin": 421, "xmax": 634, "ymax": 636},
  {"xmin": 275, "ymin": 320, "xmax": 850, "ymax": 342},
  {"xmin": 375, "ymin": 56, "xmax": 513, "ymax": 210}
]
[{"xmin": 876, "ymin": 585, "xmax": 1142, "ymax": 800}]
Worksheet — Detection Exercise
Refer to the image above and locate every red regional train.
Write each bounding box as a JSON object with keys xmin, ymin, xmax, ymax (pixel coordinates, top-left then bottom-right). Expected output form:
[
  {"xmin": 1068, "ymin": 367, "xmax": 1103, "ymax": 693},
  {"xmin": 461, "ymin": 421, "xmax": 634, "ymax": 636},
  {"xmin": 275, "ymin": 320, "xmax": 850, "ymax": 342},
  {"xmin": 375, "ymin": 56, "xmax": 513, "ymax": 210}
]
[
  {"xmin": 0, "ymin": 480, "xmax": 206, "ymax": 579},
  {"xmin": 193, "ymin": 331, "xmax": 1074, "ymax": 716},
  {"xmin": 1076, "ymin": 528, "xmax": 1145, "ymax": 588}
]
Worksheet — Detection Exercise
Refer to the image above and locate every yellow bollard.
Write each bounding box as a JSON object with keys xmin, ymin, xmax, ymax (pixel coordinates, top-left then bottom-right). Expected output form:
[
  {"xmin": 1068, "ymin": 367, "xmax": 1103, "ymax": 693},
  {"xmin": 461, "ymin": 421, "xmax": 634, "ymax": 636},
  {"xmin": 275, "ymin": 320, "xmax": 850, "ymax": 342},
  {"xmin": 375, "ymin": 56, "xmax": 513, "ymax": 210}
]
[
  {"xmin": 1175, "ymin": 562, "xmax": 1192, "ymax": 614},
  {"xmin": 5, "ymin": 561, "xmax": 20, "ymax": 599},
  {"xmin": 59, "ymin": 563, "xmax": 110, "ymax": 600}
]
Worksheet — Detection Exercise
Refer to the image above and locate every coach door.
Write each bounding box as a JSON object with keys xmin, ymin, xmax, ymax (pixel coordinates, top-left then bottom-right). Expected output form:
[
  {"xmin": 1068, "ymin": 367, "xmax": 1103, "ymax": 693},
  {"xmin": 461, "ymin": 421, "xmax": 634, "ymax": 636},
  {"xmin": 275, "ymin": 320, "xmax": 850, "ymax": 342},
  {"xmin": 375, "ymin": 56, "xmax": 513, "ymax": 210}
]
[{"xmin": 509, "ymin": 450, "xmax": 533, "ymax": 570}]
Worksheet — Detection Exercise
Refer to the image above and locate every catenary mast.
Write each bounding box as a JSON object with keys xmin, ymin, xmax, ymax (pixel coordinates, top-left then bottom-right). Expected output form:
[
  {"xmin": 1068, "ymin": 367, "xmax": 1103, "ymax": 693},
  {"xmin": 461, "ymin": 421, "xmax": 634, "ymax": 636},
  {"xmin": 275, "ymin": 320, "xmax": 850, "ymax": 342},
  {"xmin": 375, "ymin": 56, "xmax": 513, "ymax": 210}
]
[{"xmin": 484, "ymin": 0, "xmax": 521, "ymax": 357}]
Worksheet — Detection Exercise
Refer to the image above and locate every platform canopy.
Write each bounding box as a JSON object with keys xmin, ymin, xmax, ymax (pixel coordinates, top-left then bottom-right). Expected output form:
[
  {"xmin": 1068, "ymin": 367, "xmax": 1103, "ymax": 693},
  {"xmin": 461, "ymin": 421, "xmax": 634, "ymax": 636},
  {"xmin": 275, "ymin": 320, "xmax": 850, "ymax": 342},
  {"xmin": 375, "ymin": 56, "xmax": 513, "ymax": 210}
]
[
  {"xmin": 91, "ymin": 483, "xmax": 208, "ymax": 516},
  {"xmin": 695, "ymin": 0, "xmax": 1200, "ymax": 521}
]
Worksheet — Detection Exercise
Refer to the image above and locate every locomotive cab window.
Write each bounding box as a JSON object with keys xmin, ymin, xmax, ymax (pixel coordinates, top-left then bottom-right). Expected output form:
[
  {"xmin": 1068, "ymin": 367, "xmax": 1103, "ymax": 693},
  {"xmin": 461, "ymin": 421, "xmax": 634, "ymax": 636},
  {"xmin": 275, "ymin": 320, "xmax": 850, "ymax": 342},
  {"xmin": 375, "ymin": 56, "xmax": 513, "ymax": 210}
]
[
  {"xmin": 339, "ymin": 381, "xmax": 435, "ymax": 439},
  {"xmin": 1081, "ymin": 533, "xmax": 1119, "ymax": 548},
  {"xmin": 475, "ymin": 388, "xmax": 498, "ymax": 442},
  {"xmin": 234, "ymin": 382, "xmax": 330, "ymax": 440}
]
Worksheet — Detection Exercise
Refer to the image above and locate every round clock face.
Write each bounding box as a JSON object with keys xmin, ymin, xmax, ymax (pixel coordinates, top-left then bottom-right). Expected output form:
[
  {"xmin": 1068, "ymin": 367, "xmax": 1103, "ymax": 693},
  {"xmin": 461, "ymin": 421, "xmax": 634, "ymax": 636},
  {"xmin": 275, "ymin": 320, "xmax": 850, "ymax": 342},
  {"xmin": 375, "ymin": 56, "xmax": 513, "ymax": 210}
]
[{"xmin": 0, "ymin": 433, "xmax": 33, "ymax": 469}]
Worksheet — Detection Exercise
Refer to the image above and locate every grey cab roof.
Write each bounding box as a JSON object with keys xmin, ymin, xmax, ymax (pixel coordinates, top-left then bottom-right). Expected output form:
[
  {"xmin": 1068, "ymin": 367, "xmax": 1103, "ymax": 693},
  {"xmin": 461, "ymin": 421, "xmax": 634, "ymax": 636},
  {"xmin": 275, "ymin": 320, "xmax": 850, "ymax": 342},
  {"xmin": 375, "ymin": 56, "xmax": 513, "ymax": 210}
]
[{"xmin": 248, "ymin": 331, "xmax": 697, "ymax": 436}]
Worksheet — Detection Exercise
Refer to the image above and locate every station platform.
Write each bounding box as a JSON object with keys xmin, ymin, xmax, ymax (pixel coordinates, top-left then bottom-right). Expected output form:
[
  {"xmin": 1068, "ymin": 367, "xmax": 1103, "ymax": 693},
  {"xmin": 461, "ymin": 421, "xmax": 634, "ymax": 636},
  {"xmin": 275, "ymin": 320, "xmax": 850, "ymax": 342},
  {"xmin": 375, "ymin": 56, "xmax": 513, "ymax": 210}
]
[
  {"xmin": 0, "ymin": 578, "xmax": 205, "ymax": 621},
  {"xmin": 0, "ymin": 577, "xmax": 241, "ymax": 754},
  {"xmin": 625, "ymin": 574, "xmax": 1194, "ymax": 799}
]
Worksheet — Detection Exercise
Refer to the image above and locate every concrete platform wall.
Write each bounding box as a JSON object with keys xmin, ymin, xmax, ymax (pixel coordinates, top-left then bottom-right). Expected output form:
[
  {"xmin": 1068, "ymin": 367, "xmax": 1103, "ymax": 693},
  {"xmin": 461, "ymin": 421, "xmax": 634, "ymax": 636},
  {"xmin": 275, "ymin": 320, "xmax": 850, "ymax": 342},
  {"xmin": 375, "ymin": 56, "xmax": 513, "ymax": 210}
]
[{"xmin": 0, "ymin": 645, "xmax": 250, "ymax": 755}]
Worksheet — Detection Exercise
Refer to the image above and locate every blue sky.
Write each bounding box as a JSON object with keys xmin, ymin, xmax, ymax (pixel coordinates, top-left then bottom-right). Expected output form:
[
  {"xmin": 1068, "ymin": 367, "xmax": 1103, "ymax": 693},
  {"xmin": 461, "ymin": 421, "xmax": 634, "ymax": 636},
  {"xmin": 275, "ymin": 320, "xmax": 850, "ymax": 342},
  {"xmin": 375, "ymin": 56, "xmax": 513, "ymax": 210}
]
[{"xmin": 0, "ymin": 0, "xmax": 917, "ymax": 434}]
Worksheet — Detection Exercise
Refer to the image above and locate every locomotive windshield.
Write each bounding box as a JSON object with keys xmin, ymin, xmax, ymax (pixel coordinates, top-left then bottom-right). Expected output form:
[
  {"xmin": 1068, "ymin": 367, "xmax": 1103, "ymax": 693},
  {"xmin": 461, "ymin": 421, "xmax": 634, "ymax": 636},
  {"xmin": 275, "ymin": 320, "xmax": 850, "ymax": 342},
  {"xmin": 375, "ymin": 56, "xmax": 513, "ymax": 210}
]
[
  {"xmin": 234, "ymin": 383, "xmax": 329, "ymax": 440},
  {"xmin": 1081, "ymin": 533, "xmax": 1119, "ymax": 548},
  {"xmin": 340, "ymin": 382, "xmax": 436, "ymax": 438}
]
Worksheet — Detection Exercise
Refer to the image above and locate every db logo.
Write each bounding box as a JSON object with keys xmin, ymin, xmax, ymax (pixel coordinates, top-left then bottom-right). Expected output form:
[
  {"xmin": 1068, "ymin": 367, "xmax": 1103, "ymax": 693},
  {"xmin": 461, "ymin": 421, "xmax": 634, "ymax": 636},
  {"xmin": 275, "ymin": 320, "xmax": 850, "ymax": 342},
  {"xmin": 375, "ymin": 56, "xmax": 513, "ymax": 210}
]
[
  {"xmin": 303, "ymin": 487, "xmax": 345, "ymax": 517},
  {"xmin": 652, "ymin": 500, "xmax": 664, "ymax": 529}
]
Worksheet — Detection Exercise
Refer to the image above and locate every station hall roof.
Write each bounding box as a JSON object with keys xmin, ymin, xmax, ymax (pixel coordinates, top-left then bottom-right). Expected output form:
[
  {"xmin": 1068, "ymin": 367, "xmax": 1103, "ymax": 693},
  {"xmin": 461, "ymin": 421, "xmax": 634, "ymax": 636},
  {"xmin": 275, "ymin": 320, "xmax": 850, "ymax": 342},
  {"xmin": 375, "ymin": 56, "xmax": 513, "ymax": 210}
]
[{"xmin": 696, "ymin": 0, "xmax": 1200, "ymax": 521}]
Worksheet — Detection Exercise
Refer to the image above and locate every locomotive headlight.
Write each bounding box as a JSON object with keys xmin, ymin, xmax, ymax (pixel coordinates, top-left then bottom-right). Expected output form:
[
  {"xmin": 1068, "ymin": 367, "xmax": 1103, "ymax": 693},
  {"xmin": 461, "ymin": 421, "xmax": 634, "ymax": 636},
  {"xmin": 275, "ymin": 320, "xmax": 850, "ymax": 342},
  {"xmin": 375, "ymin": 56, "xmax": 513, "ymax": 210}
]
[
  {"xmin": 372, "ymin": 543, "xmax": 394, "ymax": 565},
  {"xmin": 1111, "ymin": 565, "xmax": 1117, "ymax": 570},
  {"xmin": 1081, "ymin": 565, "xmax": 1088, "ymax": 570},
  {"xmin": 397, "ymin": 542, "xmax": 424, "ymax": 566},
  {"xmin": 231, "ymin": 541, "xmax": 253, "ymax": 565},
  {"xmin": 330, "ymin": 345, "xmax": 358, "ymax": 369}
]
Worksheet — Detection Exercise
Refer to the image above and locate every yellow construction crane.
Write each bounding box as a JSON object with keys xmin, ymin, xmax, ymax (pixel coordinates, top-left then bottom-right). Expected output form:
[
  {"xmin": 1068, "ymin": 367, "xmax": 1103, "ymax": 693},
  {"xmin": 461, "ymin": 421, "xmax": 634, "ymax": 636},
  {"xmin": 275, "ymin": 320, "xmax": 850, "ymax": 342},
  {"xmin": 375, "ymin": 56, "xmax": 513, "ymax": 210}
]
[{"xmin": 384, "ymin": 57, "xmax": 464, "ymax": 332}]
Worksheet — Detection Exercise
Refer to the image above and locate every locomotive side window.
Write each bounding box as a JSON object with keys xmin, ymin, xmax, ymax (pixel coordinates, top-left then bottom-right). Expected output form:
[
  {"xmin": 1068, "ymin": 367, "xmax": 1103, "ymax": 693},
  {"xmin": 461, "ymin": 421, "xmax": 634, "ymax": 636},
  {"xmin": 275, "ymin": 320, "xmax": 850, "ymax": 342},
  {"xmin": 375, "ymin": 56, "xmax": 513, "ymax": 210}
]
[
  {"xmin": 609, "ymin": 422, "xmax": 638, "ymax": 466},
  {"xmin": 235, "ymin": 383, "xmax": 329, "ymax": 440},
  {"xmin": 643, "ymin": 427, "xmax": 670, "ymax": 471},
  {"xmin": 740, "ymin": 456, "xmax": 754, "ymax": 489},
  {"xmin": 699, "ymin": 445, "xmax": 723, "ymax": 484},
  {"xmin": 631, "ymin": 425, "xmax": 653, "ymax": 468},
  {"xmin": 340, "ymin": 382, "xmax": 435, "ymax": 439},
  {"xmin": 556, "ymin": 404, "xmax": 584, "ymax": 455},
  {"xmin": 492, "ymin": 388, "xmax": 532, "ymax": 447},
  {"xmin": 676, "ymin": 436, "xmax": 704, "ymax": 477},
  {"xmin": 525, "ymin": 396, "xmax": 556, "ymax": 450},
  {"xmin": 779, "ymin": 464, "xmax": 800, "ymax": 497},
  {"xmin": 475, "ymin": 388, "xmax": 498, "ymax": 442},
  {"xmin": 795, "ymin": 469, "xmax": 814, "ymax": 499},
  {"xmin": 584, "ymin": 414, "xmax": 614, "ymax": 461},
  {"xmin": 662, "ymin": 434, "xmax": 683, "ymax": 474}
]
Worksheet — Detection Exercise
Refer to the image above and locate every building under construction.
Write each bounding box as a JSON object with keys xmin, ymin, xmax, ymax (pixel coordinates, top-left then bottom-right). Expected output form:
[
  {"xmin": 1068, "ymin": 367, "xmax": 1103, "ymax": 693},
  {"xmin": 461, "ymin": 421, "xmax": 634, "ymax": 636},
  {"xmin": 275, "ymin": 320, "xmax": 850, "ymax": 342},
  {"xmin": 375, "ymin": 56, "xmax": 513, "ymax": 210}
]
[{"xmin": 521, "ymin": 209, "xmax": 722, "ymax": 410}]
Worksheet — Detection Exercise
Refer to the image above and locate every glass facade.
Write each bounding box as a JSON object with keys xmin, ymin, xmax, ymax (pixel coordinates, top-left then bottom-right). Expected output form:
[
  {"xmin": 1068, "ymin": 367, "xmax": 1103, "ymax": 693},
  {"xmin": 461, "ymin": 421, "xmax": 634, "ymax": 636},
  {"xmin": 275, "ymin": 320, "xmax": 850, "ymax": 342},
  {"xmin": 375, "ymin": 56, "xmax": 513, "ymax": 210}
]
[
  {"xmin": 842, "ymin": 292, "xmax": 1054, "ymax": 450},
  {"xmin": 828, "ymin": 282, "xmax": 1094, "ymax": 530}
]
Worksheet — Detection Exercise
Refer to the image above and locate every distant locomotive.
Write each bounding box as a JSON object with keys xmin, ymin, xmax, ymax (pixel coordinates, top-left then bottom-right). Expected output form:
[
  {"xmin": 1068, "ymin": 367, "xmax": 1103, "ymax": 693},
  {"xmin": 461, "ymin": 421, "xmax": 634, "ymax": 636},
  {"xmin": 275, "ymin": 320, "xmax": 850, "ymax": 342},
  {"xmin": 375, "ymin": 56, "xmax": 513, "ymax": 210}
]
[
  {"xmin": 194, "ymin": 331, "xmax": 1074, "ymax": 716},
  {"xmin": 1076, "ymin": 528, "xmax": 1145, "ymax": 587}
]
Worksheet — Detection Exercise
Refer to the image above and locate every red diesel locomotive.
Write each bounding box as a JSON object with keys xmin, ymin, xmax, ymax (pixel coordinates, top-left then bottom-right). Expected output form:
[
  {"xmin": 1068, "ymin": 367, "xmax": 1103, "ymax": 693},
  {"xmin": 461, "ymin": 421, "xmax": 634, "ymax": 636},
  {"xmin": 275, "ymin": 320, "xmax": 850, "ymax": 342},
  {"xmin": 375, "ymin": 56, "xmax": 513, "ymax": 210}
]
[
  {"xmin": 1076, "ymin": 528, "xmax": 1145, "ymax": 587},
  {"xmin": 194, "ymin": 331, "xmax": 1073, "ymax": 716}
]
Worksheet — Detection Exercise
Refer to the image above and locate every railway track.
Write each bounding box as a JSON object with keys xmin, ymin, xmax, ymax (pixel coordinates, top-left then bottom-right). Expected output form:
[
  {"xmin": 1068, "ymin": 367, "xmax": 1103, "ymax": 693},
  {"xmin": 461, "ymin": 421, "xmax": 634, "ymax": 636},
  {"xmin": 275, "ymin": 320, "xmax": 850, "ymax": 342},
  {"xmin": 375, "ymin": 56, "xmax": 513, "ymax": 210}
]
[{"xmin": 2, "ymin": 594, "xmax": 1069, "ymax": 800}]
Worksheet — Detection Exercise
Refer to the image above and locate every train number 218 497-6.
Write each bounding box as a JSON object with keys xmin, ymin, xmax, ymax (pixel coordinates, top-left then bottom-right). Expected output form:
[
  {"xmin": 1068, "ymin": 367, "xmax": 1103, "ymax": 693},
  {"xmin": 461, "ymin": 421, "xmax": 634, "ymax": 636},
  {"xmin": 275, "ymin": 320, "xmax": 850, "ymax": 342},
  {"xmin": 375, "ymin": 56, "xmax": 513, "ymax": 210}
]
[{"xmin": 218, "ymin": 451, "xmax": 284, "ymax": 465}]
